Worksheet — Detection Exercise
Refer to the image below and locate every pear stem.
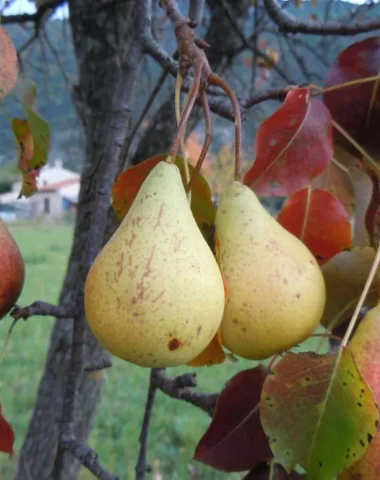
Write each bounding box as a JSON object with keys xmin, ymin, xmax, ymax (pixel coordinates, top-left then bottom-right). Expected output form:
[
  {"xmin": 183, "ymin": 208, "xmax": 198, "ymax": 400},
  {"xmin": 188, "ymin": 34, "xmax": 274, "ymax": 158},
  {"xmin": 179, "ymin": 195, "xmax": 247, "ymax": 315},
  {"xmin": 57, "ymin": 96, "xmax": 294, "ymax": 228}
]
[
  {"xmin": 209, "ymin": 73, "xmax": 242, "ymax": 182},
  {"xmin": 168, "ymin": 64, "xmax": 202, "ymax": 163},
  {"xmin": 186, "ymin": 89, "xmax": 212, "ymax": 193}
]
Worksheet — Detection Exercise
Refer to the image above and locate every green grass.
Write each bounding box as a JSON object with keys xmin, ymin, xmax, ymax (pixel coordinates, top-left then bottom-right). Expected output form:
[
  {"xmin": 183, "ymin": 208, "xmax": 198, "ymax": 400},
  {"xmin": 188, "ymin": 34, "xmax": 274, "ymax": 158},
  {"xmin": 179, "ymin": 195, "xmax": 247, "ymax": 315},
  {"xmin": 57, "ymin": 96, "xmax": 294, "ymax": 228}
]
[{"xmin": 0, "ymin": 223, "xmax": 253, "ymax": 480}]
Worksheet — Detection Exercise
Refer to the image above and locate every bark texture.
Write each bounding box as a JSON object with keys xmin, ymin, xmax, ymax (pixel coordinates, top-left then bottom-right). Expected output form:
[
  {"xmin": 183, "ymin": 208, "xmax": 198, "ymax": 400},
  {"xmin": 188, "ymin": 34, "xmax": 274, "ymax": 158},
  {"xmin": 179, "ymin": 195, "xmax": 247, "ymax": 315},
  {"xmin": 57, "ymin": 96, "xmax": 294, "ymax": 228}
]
[{"xmin": 15, "ymin": 1, "xmax": 140, "ymax": 479}]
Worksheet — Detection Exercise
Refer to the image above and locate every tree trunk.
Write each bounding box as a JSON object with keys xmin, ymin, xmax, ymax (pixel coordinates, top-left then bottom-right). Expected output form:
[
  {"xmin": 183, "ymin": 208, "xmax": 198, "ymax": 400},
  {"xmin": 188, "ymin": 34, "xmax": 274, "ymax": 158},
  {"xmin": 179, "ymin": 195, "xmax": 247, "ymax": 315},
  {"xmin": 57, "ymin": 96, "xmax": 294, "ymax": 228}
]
[{"xmin": 15, "ymin": 2, "xmax": 140, "ymax": 479}]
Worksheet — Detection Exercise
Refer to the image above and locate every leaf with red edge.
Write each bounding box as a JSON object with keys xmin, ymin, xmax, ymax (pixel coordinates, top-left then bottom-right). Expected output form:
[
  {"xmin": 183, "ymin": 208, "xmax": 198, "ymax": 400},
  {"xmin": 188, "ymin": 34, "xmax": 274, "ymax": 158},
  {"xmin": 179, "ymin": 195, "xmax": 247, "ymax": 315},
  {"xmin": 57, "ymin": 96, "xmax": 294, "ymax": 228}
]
[
  {"xmin": 187, "ymin": 328, "xmax": 226, "ymax": 367},
  {"xmin": 0, "ymin": 404, "xmax": 15, "ymax": 456},
  {"xmin": 243, "ymin": 463, "xmax": 304, "ymax": 479},
  {"xmin": 323, "ymin": 36, "xmax": 380, "ymax": 157},
  {"xmin": 112, "ymin": 155, "xmax": 215, "ymax": 228},
  {"xmin": 277, "ymin": 188, "xmax": 352, "ymax": 265},
  {"xmin": 339, "ymin": 302, "xmax": 380, "ymax": 479},
  {"xmin": 260, "ymin": 350, "xmax": 379, "ymax": 478},
  {"xmin": 243, "ymin": 87, "xmax": 333, "ymax": 196},
  {"xmin": 0, "ymin": 26, "xmax": 18, "ymax": 98},
  {"xmin": 193, "ymin": 366, "xmax": 272, "ymax": 472}
]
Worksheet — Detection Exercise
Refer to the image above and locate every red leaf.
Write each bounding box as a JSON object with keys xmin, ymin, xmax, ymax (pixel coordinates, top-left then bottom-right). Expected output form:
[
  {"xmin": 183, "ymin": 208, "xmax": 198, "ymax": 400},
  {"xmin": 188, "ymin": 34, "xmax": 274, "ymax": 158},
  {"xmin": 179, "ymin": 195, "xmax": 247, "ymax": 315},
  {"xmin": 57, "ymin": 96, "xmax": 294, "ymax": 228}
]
[
  {"xmin": 193, "ymin": 366, "xmax": 272, "ymax": 472},
  {"xmin": 243, "ymin": 463, "xmax": 304, "ymax": 479},
  {"xmin": 323, "ymin": 36, "xmax": 380, "ymax": 157},
  {"xmin": 277, "ymin": 188, "xmax": 352, "ymax": 264},
  {"xmin": 0, "ymin": 404, "xmax": 14, "ymax": 456},
  {"xmin": 243, "ymin": 87, "xmax": 333, "ymax": 196}
]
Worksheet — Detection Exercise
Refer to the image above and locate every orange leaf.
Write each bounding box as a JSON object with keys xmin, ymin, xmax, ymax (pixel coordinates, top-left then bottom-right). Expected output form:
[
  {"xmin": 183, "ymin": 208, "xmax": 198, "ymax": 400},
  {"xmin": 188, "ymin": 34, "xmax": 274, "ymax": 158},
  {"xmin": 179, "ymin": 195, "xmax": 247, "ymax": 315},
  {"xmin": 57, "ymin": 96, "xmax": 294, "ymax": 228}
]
[
  {"xmin": 277, "ymin": 188, "xmax": 352, "ymax": 264},
  {"xmin": 112, "ymin": 155, "xmax": 215, "ymax": 227},
  {"xmin": 0, "ymin": 404, "xmax": 14, "ymax": 456},
  {"xmin": 187, "ymin": 328, "xmax": 226, "ymax": 367},
  {"xmin": 0, "ymin": 26, "xmax": 18, "ymax": 98},
  {"xmin": 243, "ymin": 87, "xmax": 333, "ymax": 196}
]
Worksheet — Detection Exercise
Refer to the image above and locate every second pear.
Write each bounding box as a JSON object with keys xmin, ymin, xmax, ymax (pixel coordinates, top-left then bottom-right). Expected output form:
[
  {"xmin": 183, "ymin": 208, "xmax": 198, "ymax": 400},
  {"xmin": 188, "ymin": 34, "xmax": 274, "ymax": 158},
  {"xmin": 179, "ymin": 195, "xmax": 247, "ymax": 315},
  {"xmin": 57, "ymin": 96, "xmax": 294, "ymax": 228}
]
[{"xmin": 215, "ymin": 181, "xmax": 326, "ymax": 360}]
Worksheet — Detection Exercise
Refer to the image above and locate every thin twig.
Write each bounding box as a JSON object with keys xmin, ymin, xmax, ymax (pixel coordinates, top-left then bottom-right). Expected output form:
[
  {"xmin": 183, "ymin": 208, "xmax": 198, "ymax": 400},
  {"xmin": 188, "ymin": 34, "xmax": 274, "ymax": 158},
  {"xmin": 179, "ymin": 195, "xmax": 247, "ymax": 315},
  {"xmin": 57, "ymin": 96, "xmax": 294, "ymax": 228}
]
[
  {"xmin": 135, "ymin": 370, "xmax": 157, "ymax": 480},
  {"xmin": 153, "ymin": 369, "xmax": 218, "ymax": 416},
  {"xmin": 10, "ymin": 301, "xmax": 73, "ymax": 320},
  {"xmin": 263, "ymin": 0, "xmax": 380, "ymax": 35}
]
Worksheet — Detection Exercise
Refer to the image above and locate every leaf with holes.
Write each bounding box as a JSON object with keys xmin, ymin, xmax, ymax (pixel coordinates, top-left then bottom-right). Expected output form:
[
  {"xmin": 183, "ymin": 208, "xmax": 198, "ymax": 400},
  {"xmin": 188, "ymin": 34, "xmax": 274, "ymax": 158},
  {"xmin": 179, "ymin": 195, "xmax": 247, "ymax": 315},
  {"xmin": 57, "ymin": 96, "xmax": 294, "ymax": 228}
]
[
  {"xmin": 323, "ymin": 36, "xmax": 380, "ymax": 158},
  {"xmin": 187, "ymin": 328, "xmax": 226, "ymax": 367},
  {"xmin": 0, "ymin": 404, "xmax": 14, "ymax": 456},
  {"xmin": 193, "ymin": 366, "xmax": 272, "ymax": 472},
  {"xmin": 339, "ymin": 302, "xmax": 380, "ymax": 479},
  {"xmin": 243, "ymin": 87, "xmax": 333, "ymax": 196},
  {"xmin": 321, "ymin": 247, "xmax": 380, "ymax": 330},
  {"xmin": 260, "ymin": 351, "xmax": 379, "ymax": 479},
  {"xmin": 112, "ymin": 155, "xmax": 215, "ymax": 228},
  {"xmin": 0, "ymin": 26, "xmax": 18, "ymax": 97},
  {"xmin": 277, "ymin": 188, "xmax": 352, "ymax": 265}
]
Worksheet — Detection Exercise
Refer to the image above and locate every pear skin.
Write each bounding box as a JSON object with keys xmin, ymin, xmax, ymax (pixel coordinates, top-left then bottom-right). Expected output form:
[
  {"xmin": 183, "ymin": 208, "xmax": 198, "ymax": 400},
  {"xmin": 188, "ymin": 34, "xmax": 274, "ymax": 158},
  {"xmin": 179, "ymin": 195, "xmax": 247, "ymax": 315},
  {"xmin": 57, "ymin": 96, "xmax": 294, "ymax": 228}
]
[
  {"xmin": 215, "ymin": 181, "xmax": 326, "ymax": 360},
  {"xmin": 0, "ymin": 219, "xmax": 25, "ymax": 319},
  {"xmin": 84, "ymin": 161, "xmax": 225, "ymax": 368}
]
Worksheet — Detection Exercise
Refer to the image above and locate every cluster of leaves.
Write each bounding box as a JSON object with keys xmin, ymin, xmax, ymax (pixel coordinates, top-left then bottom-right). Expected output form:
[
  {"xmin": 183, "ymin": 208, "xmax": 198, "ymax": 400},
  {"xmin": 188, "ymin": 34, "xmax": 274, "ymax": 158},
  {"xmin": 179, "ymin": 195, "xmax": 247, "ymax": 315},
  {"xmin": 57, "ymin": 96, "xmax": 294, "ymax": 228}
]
[{"xmin": 112, "ymin": 36, "xmax": 380, "ymax": 479}]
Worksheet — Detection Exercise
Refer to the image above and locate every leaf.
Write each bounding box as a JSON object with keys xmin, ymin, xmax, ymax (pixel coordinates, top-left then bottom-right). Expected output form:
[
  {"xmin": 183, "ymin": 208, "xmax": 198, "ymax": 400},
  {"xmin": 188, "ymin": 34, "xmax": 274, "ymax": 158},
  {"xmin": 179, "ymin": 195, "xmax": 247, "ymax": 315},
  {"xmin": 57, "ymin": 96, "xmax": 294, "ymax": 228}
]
[
  {"xmin": 260, "ymin": 351, "xmax": 379, "ymax": 479},
  {"xmin": 339, "ymin": 302, "xmax": 380, "ymax": 479},
  {"xmin": 187, "ymin": 328, "xmax": 226, "ymax": 367},
  {"xmin": 323, "ymin": 36, "xmax": 380, "ymax": 157},
  {"xmin": 11, "ymin": 118, "xmax": 39, "ymax": 198},
  {"xmin": 0, "ymin": 26, "xmax": 18, "ymax": 98},
  {"xmin": 243, "ymin": 463, "xmax": 304, "ymax": 479},
  {"xmin": 321, "ymin": 247, "xmax": 380, "ymax": 330},
  {"xmin": 112, "ymin": 155, "xmax": 215, "ymax": 228},
  {"xmin": 193, "ymin": 366, "xmax": 272, "ymax": 472},
  {"xmin": 277, "ymin": 188, "xmax": 352, "ymax": 265},
  {"xmin": 364, "ymin": 172, "xmax": 380, "ymax": 249},
  {"xmin": 11, "ymin": 82, "xmax": 51, "ymax": 198},
  {"xmin": 243, "ymin": 87, "xmax": 333, "ymax": 196},
  {"xmin": 0, "ymin": 404, "xmax": 14, "ymax": 456},
  {"xmin": 349, "ymin": 165, "xmax": 374, "ymax": 248}
]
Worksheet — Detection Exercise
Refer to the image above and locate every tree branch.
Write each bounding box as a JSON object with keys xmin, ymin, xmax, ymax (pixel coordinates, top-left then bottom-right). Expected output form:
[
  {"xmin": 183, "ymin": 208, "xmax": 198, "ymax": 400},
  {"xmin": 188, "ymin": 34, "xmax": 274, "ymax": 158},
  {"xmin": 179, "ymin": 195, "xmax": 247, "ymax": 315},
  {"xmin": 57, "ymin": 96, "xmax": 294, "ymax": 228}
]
[
  {"xmin": 263, "ymin": 0, "xmax": 380, "ymax": 35},
  {"xmin": 135, "ymin": 370, "xmax": 157, "ymax": 480},
  {"xmin": 153, "ymin": 369, "xmax": 218, "ymax": 416},
  {"xmin": 60, "ymin": 439, "xmax": 119, "ymax": 480},
  {"xmin": 10, "ymin": 301, "xmax": 73, "ymax": 320}
]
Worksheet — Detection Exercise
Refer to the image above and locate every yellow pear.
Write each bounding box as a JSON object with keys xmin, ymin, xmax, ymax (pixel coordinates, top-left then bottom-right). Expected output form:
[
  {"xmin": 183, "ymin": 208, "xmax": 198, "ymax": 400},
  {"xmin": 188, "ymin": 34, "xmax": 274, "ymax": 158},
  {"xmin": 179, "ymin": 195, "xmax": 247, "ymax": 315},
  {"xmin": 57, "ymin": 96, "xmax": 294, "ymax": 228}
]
[
  {"xmin": 84, "ymin": 161, "xmax": 225, "ymax": 368},
  {"xmin": 214, "ymin": 181, "xmax": 326, "ymax": 360}
]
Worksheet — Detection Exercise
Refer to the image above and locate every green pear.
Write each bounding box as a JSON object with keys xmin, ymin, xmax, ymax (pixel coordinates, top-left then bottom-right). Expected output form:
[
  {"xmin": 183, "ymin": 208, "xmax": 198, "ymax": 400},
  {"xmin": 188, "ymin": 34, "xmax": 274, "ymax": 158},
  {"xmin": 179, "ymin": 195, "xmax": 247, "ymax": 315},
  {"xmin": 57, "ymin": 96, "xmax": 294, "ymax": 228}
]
[
  {"xmin": 0, "ymin": 218, "xmax": 25, "ymax": 320},
  {"xmin": 214, "ymin": 181, "xmax": 326, "ymax": 360},
  {"xmin": 84, "ymin": 161, "xmax": 225, "ymax": 368}
]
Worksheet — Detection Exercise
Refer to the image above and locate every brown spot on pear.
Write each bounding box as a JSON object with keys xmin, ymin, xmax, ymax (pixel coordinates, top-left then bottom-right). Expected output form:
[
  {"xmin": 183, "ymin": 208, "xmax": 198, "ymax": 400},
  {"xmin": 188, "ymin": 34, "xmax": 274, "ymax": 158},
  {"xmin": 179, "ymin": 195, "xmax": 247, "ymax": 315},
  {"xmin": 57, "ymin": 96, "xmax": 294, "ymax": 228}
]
[
  {"xmin": 84, "ymin": 161, "xmax": 225, "ymax": 367},
  {"xmin": 214, "ymin": 181, "xmax": 326, "ymax": 360},
  {"xmin": 0, "ymin": 218, "xmax": 25, "ymax": 319}
]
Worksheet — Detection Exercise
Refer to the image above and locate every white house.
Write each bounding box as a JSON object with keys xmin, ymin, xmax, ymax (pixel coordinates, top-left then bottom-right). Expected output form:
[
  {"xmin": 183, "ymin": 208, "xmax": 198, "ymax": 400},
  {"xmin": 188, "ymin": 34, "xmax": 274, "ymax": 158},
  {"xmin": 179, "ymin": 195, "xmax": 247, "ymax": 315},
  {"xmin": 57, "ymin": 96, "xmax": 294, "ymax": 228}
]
[{"xmin": 0, "ymin": 160, "xmax": 81, "ymax": 220}]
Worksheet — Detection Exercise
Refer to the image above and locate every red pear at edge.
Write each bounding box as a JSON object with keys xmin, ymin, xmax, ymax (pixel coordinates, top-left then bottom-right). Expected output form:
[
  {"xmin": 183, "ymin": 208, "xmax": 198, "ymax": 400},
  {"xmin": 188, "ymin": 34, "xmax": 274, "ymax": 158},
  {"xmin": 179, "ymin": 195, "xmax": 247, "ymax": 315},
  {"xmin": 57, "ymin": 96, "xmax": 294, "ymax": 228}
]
[{"xmin": 0, "ymin": 218, "xmax": 25, "ymax": 319}]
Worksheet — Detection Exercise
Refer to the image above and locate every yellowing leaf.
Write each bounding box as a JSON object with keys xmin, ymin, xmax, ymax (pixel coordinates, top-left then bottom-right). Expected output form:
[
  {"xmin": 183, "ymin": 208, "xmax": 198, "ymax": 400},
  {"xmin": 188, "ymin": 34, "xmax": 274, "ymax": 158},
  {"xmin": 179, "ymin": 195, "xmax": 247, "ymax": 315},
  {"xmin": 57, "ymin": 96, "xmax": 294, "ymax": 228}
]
[
  {"xmin": 187, "ymin": 328, "xmax": 226, "ymax": 367},
  {"xmin": 260, "ymin": 351, "xmax": 379, "ymax": 479},
  {"xmin": 321, "ymin": 247, "xmax": 380, "ymax": 330},
  {"xmin": 339, "ymin": 303, "xmax": 380, "ymax": 479}
]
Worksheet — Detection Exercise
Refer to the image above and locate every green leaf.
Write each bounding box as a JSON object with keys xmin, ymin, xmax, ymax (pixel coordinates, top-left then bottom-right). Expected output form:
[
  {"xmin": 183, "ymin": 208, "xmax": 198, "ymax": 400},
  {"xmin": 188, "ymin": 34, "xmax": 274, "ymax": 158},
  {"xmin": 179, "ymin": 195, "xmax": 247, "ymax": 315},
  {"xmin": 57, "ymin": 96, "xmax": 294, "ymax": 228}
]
[
  {"xmin": 260, "ymin": 350, "xmax": 379, "ymax": 480},
  {"xmin": 23, "ymin": 106, "xmax": 50, "ymax": 169}
]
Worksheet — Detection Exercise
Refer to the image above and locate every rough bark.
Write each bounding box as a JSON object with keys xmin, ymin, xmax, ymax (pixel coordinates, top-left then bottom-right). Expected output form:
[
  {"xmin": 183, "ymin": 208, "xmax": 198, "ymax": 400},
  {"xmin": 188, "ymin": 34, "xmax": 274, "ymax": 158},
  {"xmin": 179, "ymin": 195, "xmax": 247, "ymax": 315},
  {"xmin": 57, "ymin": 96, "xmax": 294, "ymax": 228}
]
[{"xmin": 15, "ymin": 1, "xmax": 139, "ymax": 479}]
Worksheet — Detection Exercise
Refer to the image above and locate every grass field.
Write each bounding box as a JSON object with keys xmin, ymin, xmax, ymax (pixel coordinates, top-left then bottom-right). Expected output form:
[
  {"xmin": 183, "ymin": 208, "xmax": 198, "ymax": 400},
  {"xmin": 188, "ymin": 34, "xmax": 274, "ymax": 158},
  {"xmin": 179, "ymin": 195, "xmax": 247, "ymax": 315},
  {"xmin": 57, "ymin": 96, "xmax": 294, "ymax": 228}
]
[{"xmin": 0, "ymin": 223, "xmax": 254, "ymax": 480}]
